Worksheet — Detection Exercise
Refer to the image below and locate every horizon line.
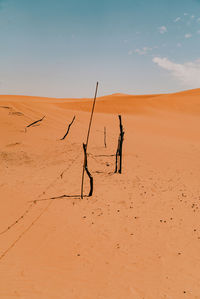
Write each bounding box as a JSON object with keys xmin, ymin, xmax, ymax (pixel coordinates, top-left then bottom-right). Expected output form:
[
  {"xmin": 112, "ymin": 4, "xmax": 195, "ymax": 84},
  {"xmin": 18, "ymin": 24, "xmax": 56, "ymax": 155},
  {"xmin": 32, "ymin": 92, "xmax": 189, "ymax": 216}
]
[{"xmin": 0, "ymin": 87, "xmax": 199, "ymax": 99}]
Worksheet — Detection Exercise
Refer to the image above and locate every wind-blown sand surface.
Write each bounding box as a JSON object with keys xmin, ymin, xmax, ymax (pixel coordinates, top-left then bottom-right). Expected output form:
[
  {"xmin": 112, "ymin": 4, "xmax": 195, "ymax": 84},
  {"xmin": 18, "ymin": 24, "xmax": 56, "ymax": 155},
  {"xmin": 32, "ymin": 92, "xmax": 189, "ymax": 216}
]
[{"xmin": 0, "ymin": 89, "xmax": 200, "ymax": 298}]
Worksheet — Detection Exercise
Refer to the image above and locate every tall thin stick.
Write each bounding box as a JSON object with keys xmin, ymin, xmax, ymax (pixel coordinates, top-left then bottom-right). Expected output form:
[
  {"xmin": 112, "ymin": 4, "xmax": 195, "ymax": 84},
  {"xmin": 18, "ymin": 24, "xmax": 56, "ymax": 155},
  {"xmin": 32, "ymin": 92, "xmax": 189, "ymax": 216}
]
[
  {"xmin": 81, "ymin": 82, "xmax": 99, "ymax": 199},
  {"xmin": 118, "ymin": 115, "xmax": 124, "ymax": 173},
  {"xmin": 104, "ymin": 126, "xmax": 107, "ymax": 148}
]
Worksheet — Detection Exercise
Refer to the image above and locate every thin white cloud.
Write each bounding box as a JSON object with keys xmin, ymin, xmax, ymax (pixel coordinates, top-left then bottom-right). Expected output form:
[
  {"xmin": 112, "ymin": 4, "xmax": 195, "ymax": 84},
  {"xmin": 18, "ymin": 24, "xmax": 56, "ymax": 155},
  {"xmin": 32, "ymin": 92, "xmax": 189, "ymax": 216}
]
[
  {"xmin": 191, "ymin": 15, "xmax": 195, "ymax": 19},
  {"xmin": 174, "ymin": 17, "xmax": 181, "ymax": 22},
  {"xmin": 158, "ymin": 26, "xmax": 167, "ymax": 34},
  {"xmin": 184, "ymin": 13, "xmax": 188, "ymax": 16},
  {"xmin": 177, "ymin": 43, "xmax": 182, "ymax": 47},
  {"xmin": 197, "ymin": 30, "xmax": 200, "ymax": 34},
  {"xmin": 185, "ymin": 33, "xmax": 192, "ymax": 38},
  {"xmin": 134, "ymin": 47, "xmax": 152, "ymax": 55},
  {"xmin": 153, "ymin": 57, "xmax": 200, "ymax": 87}
]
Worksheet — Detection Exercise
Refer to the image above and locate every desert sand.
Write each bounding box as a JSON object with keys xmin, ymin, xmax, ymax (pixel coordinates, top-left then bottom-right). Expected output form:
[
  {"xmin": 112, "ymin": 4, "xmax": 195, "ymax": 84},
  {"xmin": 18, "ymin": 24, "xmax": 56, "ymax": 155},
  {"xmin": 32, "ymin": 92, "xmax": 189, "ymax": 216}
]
[{"xmin": 0, "ymin": 89, "xmax": 200, "ymax": 298}]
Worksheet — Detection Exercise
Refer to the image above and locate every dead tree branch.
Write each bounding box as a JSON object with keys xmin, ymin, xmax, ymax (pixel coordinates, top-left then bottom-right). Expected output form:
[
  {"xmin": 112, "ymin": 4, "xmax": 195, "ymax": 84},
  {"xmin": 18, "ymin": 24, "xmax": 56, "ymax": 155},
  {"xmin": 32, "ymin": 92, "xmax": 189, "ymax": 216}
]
[
  {"xmin": 60, "ymin": 115, "xmax": 76, "ymax": 140},
  {"xmin": 83, "ymin": 143, "xmax": 93, "ymax": 197},
  {"xmin": 115, "ymin": 136, "xmax": 121, "ymax": 173},
  {"xmin": 26, "ymin": 116, "xmax": 45, "ymax": 128},
  {"xmin": 115, "ymin": 115, "xmax": 125, "ymax": 174}
]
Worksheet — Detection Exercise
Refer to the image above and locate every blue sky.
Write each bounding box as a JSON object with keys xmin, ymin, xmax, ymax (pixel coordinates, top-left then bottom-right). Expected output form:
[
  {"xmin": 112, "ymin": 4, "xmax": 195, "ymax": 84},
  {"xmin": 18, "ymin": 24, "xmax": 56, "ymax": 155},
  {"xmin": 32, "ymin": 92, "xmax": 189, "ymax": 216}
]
[{"xmin": 0, "ymin": 0, "xmax": 200, "ymax": 97}]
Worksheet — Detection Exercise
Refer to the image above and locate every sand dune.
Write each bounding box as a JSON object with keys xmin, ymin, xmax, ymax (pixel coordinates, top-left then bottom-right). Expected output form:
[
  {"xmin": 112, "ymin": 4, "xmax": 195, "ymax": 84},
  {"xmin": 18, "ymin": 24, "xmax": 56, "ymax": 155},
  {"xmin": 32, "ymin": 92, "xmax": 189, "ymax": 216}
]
[{"xmin": 0, "ymin": 89, "xmax": 200, "ymax": 298}]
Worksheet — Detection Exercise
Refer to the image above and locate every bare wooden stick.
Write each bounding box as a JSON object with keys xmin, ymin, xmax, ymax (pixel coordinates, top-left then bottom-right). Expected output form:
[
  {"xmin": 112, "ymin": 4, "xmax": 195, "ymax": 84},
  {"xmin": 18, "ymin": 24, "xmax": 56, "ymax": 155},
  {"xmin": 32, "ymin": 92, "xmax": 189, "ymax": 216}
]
[
  {"xmin": 26, "ymin": 116, "xmax": 45, "ymax": 128},
  {"xmin": 114, "ymin": 137, "xmax": 120, "ymax": 173},
  {"xmin": 104, "ymin": 126, "xmax": 107, "ymax": 148},
  {"xmin": 60, "ymin": 115, "xmax": 75, "ymax": 140},
  {"xmin": 114, "ymin": 115, "xmax": 125, "ymax": 174},
  {"xmin": 118, "ymin": 115, "xmax": 124, "ymax": 173},
  {"xmin": 81, "ymin": 82, "xmax": 99, "ymax": 199},
  {"xmin": 82, "ymin": 143, "xmax": 93, "ymax": 196}
]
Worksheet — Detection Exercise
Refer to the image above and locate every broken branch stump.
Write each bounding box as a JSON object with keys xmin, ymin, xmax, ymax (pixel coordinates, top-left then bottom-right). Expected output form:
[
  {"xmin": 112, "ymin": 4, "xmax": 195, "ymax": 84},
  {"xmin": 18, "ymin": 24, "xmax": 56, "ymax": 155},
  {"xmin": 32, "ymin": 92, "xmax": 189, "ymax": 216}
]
[
  {"xmin": 114, "ymin": 115, "xmax": 125, "ymax": 174},
  {"xmin": 115, "ymin": 136, "xmax": 120, "ymax": 173},
  {"xmin": 83, "ymin": 143, "xmax": 93, "ymax": 197}
]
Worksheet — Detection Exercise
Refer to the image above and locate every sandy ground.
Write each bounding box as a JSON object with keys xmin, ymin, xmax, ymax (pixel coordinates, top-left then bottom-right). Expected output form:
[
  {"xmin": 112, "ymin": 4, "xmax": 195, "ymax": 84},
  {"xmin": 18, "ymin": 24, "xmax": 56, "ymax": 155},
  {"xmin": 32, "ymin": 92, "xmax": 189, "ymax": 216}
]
[{"xmin": 0, "ymin": 89, "xmax": 200, "ymax": 299}]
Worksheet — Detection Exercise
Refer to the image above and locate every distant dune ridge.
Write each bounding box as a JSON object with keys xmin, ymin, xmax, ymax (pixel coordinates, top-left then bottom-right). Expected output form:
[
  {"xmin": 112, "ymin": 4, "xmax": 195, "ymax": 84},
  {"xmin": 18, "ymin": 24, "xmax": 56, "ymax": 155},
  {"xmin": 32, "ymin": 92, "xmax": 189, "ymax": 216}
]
[
  {"xmin": 0, "ymin": 88, "xmax": 200, "ymax": 298},
  {"xmin": 1, "ymin": 87, "xmax": 200, "ymax": 115}
]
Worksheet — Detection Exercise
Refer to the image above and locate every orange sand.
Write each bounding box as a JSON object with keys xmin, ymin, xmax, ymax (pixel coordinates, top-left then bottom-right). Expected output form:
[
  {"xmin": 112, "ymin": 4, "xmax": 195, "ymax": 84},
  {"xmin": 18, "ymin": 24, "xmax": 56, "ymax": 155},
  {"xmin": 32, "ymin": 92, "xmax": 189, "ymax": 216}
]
[{"xmin": 0, "ymin": 89, "xmax": 200, "ymax": 298}]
